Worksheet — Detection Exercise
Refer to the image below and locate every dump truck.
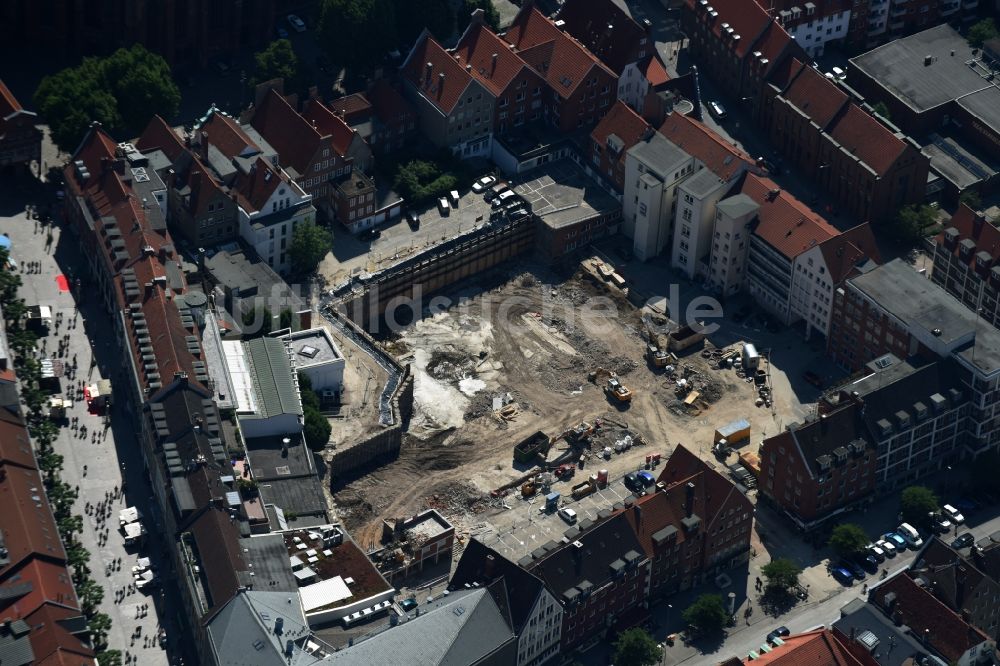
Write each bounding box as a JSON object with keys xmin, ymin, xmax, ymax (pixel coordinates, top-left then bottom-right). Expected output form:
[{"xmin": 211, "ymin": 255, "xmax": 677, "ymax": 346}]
[
  {"xmin": 605, "ymin": 377, "xmax": 633, "ymax": 403},
  {"xmin": 563, "ymin": 421, "xmax": 595, "ymax": 444},
  {"xmin": 667, "ymin": 323, "xmax": 707, "ymax": 353},
  {"xmin": 647, "ymin": 344, "xmax": 670, "ymax": 368},
  {"xmin": 571, "ymin": 478, "xmax": 597, "ymax": 500}
]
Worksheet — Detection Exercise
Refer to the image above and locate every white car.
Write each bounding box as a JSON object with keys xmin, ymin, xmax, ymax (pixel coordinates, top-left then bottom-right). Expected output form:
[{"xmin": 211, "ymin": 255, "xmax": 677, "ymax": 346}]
[
  {"xmin": 875, "ymin": 539, "xmax": 897, "ymax": 557},
  {"xmin": 472, "ymin": 175, "xmax": 497, "ymax": 193},
  {"xmin": 867, "ymin": 543, "xmax": 885, "ymax": 560},
  {"xmin": 558, "ymin": 507, "xmax": 577, "ymax": 524},
  {"xmin": 832, "ymin": 66, "xmax": 846, "ymax": 80},
  {"xmin": 943, "ymin": 504, "xmax": 965, "ymax": 524},
  {"xmin": 287, "ymin": 14, "xmax": 306, "ymax": 32}
]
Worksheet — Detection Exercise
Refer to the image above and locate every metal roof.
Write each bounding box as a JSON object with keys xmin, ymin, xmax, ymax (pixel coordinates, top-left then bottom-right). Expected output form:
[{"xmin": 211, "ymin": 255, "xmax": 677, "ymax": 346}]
[{"xmin": 245, "ymin": 337, "xmax": 302, "ymax": 419}]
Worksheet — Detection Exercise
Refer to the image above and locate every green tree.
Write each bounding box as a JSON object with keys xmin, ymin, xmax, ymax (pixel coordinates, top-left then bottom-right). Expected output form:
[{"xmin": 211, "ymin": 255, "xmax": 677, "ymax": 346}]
[
  {"xmin": 394, "ymin": 0, "xmax": 454, "ymax": 43},
  {"xmin": 457, "ymin": 0, "xmax": 501, "ymax": 34},
  {"xmin": 78, "ymin": 578, "xmax": 105, "ymax": 615},
  {"xmin": 279, "ymin": 308, "xmax": 294, "ymax": 331},
  {"xmin": 900, "ymin": 485, "xmax": 939, "ymax": 530},
  {"xmin": 97, "ymin": 649, "xmax": 123, "ymax": 666},
  {"xmin": 319, "ymin": 0, "xmax": 398, "ymax": 69},
  {"xmin": 66, "ymin": 541, "xmax": 91, "ymax": 580},
  {"xmin": 960, "ymin": 189, "xmax": 983, "ymax": 211},
  {"xmin": 57, "ymin": 514, "xmax": 84, "ymax": 542},
  {"xmin": 88, "ymin": 612, "xmax": 113, "ymax": 648},
  {"xmin": 35, "ymin": 45, "xmax": 180, "ymax": 152},
  {"xmin": 242, "ymin": 306, "xmax": 273, "ymax": 338},
  {"xmin": 298, "ymin": 371, "xmax": 321, "ymax": 411},
  {"xmin": 613, "ymin": 627, "xmax": 661, "ymax": 666},
  {"xmin": 393, "ymin": 159, "xmax": 459, "ymax": 205},
  {"xmin": 968, "ymin": 18, "xmax": 999, "ymax": 48},
  {"xmin": 828, "ymin": 523, "xmax": 870, "ymax": 558},
  {"xmin": 892, "ymin": 204, "xmax": 938, "ymax": 245},
  {"xmin": 872, "ymin": 101, "xmax": 891, "ymax": 121},
  {"xmin": 288, "ymin": 220, "xmax": 332, "ymax": 277},
  {"xmin": 253, "ymin": 39, "xmax": 301, "ymax": 89},
  {"xmin": 681, "ymin": 594, "xmax": 729, "ymax": 634},
  {"xmin": 762, "ymin": 558, "xmax": 802, "ymax": 592},
  {"xmin": 303, "ymin": 406, "xmax": 332, "ymax": 452}
]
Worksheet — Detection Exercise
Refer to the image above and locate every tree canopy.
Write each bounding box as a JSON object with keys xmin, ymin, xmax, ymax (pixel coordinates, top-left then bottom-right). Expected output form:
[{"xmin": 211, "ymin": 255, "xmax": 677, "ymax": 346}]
[
  {"xmin": 613, "ymin": 628, "xmax": 661, "ymax": 666},
  {"xmin": 828, "ymin": 524, "xmax": 871, "ymax": 558},
  {"xmin": 968, "ymin": 18, "xmax": 998, "ymax": 48},
  {"xmin": 891, "ymin": 204, "xmax": 938, "ymax": 246},
  {"xmin": 304, "ymin": 406, "xmax": 332, "ymax": 452},
  {"xmin": 242, "ymin": 306, "xmax": 274, "ymax": 338},
  {"xmin": 762, "ymin": 558, "xmax": 802, "ymax": 592},
  {"xmin": 900, "ymin": 485, "xmax": 939, "ymax": 530},
  {"xmin": 682, "ymin": 594, "xmax": 728, "ymax": 634},
  {"xmin": 253, "ymin": 39, "xmax": 302, "ymax": 90},
  {"xmin": 319, "ymin": 0, "xmax": 398, "ymax": 69},
  {"xmin": 288, "ymin": 220, "xmax": 332, "ymax": 278},
  {"xmin": 457, "ymin": 0, "xmax": 501, "ymax": 35},
  {"xmin": 35, "ymin": 45, "xmax": 180, "ymax": 153}
]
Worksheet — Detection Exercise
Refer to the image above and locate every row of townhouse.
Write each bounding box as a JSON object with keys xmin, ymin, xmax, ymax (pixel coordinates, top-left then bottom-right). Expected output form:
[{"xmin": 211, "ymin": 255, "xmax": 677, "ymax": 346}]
[
  {"xmin": 446, "ymin": 445, "xmax": 754, "ymax": 665},
  {"xmin": 760, "ymin": 254, "xmax": 1000, "ymax": 529},
  {"xmin": 682, "ymin": 0, "xmax": 931, "ymax": 226},
  {"xmin": 400, "ymin": 5, "xmax": 618, "ymax": 159}
]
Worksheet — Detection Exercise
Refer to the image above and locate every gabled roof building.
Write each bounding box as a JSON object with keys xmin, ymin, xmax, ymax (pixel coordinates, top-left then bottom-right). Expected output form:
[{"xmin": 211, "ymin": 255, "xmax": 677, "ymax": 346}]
[{"xmin": 0, "ymin": 79, "xmax": 41, "ymax": 171}]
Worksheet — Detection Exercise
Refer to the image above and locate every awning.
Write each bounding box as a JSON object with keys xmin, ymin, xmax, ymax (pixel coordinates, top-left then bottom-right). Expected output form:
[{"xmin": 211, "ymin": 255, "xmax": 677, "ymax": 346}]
[{"xmin": 748, "ymin": 651, "xmax": 759, "ymax": 660}]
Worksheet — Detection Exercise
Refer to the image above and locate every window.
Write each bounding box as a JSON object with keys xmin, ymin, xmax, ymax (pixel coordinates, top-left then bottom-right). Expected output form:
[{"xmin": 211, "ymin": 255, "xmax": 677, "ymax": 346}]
[
  {"xmin": 322, "ymin": 149, "xmax": 330, "ymax": 158},
  {"xmin": 639, "ymin": 202, "xmax": 647, "ymax": 216},
  {"xmin": 314, "ymin": 164, "xmax": 320, "ymax": 172}
]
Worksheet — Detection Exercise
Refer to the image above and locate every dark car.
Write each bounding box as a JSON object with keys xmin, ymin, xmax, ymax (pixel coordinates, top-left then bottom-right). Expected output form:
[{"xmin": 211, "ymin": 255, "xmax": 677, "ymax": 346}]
[
  {"xmin": 406, "ymin": 210, "xmax": 420, "ymax": 229},
  {"xmin": 831, "ymin": 566, "xmax": 854, "ymax": 585},
  {"xmin": 623, "ymin": 472, "xmax": 642, "ymax": 493},
  {"xmin": 840, "ymin": 559, "xmax": 866, "ymax": 579},
  {"xmin": 855, "ymin": 554, "xmax": 879, "ymax": 574},
  {"xmin": 359, "ymin": 228, "xmax": 381, "ymax": 241},
  {"xmin": 951, "ymin": 533, "xmax": 975, "ymax": 549},
  {"xmin": 399, "ymin": 598, "xmax": 417, "ymax": 612},
  {"xmin": 766, "ymin": 626, "xmax": 790, "ymax": 644}
]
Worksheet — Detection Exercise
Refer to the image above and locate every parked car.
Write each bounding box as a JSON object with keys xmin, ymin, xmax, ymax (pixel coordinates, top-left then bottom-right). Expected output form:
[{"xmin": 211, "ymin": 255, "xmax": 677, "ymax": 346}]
[
  {"xmin": 856, "ymin": 554, "xmax": 879, "ymax": 574},
  {"xmin": 637, "ymin": 471, "xmax": 656, "ymax": 488},
  {"xmin": 929, "ymin": 512, "xmax": 952, "ymax": 534},
  {"xmin": 558, "ymin": 507, "xmax": 578, "ymax": 524},
  {"xmin": 276, "ymin": 26, "xmax": 289, "ymax": 39},
  {"xmin": 803, "ymin": 371, "xmax": 824, "ymax": 388},
  {"xmin": 866, "ymin": 543, "xmax": 885, "ymax": 562},
  {"xmin": 832, "ymin": 66, "xmax": 846, "ymax": 80},
  {"xmin": 359, "ymin": 228, "xmax": 381, "ymax": 241},
  {"xmin": 399, "ymin": 598, "xmax": 418, "ymax": 612},
  {"xmin": 707, "ymin": 100, "xmax": 727, "ymax": 120},
  {"xmin": 472, "ymin": 175, "xmax": 497, "ymax": 193},
  {"xmin": 840, "ymin": 559, "xmax": 866, "ymax": 580},
  {"xmin": 883, "ymin": 532, "xmax": 907, "ymax": 551},
  {"xmin": 766, "ymin": 626, "xmax": 790, "ymax": 644},
  {"xmin": 875, "ymin": 539, "xmax": 897, "ymax": 557},
  {"xmin": 942, "ymin": 504, "xmax": 965, "ymax": 524},
  {"xmin": 406, "ymin": 210, "xmax": 420, "ymax": 229},
  {"xmin": 623, "ymin": 472, "xmax": 642, "ymax": 492},
  {"xmin": 896, "ymin": 523, "xmax": 923, "ymax": 549},
  {"xmin": 951, "ymin": 533, "xmax": 975, "ymax": 549},
  {"xmin": 831, "ymin": 566, "xmax": 854, "ymax": 585},
  {"xmin": 287, "ymin": 14, "xmax": 307, "ymax": 31},
  {"xmin": 438, "ymin": 197, "xmax": 450, "ymax": 216}
]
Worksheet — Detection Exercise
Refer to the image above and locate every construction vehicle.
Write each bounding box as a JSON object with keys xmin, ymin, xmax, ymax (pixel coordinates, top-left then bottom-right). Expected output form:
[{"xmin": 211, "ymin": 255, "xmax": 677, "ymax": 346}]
[
  {"xmin": 571, "ymin": 478, "xmax": 597, "ymax": 500},
  {"xmin": 521, "ymin": 482, "xmax": 537, "ymax": 498},
  {"xmin": 564, "ymin": 421, "xmax": 596, "ymax": 443},
  {"xmin": 647, "ymin": 344, "xmax": 670, "ymax": 368},
  {"xmin": 554, "ymin": 464, "xmax": 576, "ymax": 480},
  {"xmin": 514, "ymin": 431, "xmax": 552, "ymax": 464},
  {"xmin": 605, "ymin": 377, "xmax": 633, "ymax": 403}
]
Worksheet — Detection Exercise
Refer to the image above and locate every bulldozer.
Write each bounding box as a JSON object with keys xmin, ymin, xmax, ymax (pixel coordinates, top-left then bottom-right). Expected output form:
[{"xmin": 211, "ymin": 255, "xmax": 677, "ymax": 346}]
[{"xmin": 605, "ymin": 377, "xmax": 633, "ymax": 403}]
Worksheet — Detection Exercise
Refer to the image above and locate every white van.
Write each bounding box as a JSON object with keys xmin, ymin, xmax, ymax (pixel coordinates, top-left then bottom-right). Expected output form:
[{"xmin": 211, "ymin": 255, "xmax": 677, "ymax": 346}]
[
  {"xmin": 896, "ymin": 523, "xmax": 923, "ymax": 549},
  {"xmin": 438, "ymin": 197, "xmax": 450, "ymax": 216}
]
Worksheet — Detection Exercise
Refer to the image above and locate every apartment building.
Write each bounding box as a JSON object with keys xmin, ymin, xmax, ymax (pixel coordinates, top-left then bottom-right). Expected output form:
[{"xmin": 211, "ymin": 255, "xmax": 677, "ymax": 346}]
[
  {"xmin": 0, "ymin": 80, "xmax": 41, "ymax": 171},
  {"xmin": 502, "ymin": 6, "xmax": 618, "ymax": 135},
  {"xmin": 760, "ymin": 58, "xmax": 929, "ymax": 224},
  {"xmin": 554, "ymin": 0, "xmax": 669, "ymax": 112},
  {"xmin": 451, "ymin": 540, "xmax": 562, "ymax": 666},
  {"xmin": 912, "ymin": 538, "xmax": 1000, "ymax": 641},
  {"xmin": 765, "ymin": 0, "xmax": 853, "ymax": 57},
  {"xmin": 328, "ymin": 79, "xmax": 418, "ymax": 155},
  {"xmin": 454, "ymin": 15, "xmax": 548, "ymax": 136},
  {"xmin": 402, "ymin": 31, "xmax": 496, "ymax": 158},
  {"xmin": 827, "ymin": 259, "xmax": 1000, "ymax": 455},
  {"xmin": 193, "ymin": 109, "xmax": 316, "ymax": 275},
  {"xmin": 932, "ymin": 206, "xmax": 1000, "ymax": 329},
  {"xmin": 589, "ymin": 101, "xmax": 653, "ymax": 192}
]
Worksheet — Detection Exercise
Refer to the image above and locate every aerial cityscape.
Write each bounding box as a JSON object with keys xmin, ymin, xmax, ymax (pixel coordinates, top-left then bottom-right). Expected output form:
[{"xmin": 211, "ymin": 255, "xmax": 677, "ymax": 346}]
[{"xmin": 2, "ymin": 0, "xmax": 1000, "ymax": 665}]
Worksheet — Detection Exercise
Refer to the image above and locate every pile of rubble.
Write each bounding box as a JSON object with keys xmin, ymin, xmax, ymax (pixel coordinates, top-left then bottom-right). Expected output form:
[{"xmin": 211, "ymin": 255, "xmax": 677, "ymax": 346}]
[
  {"xmin": 464, "ymin": 387, "xmax": 531, "ymax": 421},
  {"xmin": 425, "ymin": 482, "xmax": 491, "ymax": 516}
]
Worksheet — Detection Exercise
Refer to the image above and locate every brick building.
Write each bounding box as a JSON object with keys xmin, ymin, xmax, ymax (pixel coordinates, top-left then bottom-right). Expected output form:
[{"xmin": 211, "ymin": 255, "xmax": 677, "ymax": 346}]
[
  {"xmin": 328, "ymin": 80, "xmax": 418, "ymax": 156},
  {"xmin": 502, "ymin": 6, "xmax": 618, "ymax": 135},
  {"xmin": 912, "ymin": 538, "xmax": 1000, "ymax": 641},
  {"xmin": 589, "ymin": 101, "xmax": 653, "ymax": 192},
  {"xmin": 760, "ymin": 57, "xmax": 928, "ymax": 224},
  {"xmin": 0, "ymin": 80, "xmax": 41, "ymax": 171},
  {"xmin": 932, "ymin": 205, "xmax": 1000, "ymax": 329},
  {"xmin": 763, "ymin": 0, "xmax": 854, "ymax": 58},
  {"xmin": 0, "ymin": 0, "xmax": 275, "ymax": 68}
]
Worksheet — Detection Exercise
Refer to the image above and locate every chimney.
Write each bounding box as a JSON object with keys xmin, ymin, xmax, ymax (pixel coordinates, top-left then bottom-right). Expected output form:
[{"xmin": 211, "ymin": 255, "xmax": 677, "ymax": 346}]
[
  {"xmin": 635, "ymin": 504, "xmax": 642, "ymax": 524},
  {"xmin": 484, "ymin": 553, "xmax": 496, "ymax": 579},
  {"xmin": 492, "ymin": 53, "xmax": 499, "ymax": 71},
  {"xmin": 425, "ymin": 62, "xmax": 433, "ymax": 83},
  {"xmin": 685, "ymin": 481, "xmax": 695, "ymax": 517},
  {"xmin": 274, "ymin": 617, "xmax": 284, "ymax": 635}
]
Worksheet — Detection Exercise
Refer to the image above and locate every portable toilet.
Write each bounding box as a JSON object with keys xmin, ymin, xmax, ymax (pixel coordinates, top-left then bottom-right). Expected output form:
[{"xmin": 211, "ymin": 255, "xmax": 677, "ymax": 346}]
[{"xmin": 545, "ymin": 492, "xmax": 560, "ymax": 512}]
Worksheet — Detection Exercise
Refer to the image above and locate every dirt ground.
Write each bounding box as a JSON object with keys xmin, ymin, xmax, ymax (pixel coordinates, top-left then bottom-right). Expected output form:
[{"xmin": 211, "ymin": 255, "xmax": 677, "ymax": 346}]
[{"xmin": 333, "ymin": 263, "xmax": 785, "ymax": 551}]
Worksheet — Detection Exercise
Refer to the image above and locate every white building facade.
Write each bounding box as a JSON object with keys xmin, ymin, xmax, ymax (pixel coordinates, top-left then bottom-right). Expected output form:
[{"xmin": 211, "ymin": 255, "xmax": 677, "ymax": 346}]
[
  {"xmin": 517, "ymin": 587, "xmax": 563, "ymax": 666},
  {"xmin": 623, "ymin": 134, "xmax": 694, "ymax": 261},
  {"xmin": 237, "ymin": 176, "xmax": 315, "ymax": 276},
  {"xmin": 779, "ymin": 4, "xmax": 852, "ymax": 57},
  {"xmin": 708, "ymin": 194, "xmax": 758, "ymax": 297}
]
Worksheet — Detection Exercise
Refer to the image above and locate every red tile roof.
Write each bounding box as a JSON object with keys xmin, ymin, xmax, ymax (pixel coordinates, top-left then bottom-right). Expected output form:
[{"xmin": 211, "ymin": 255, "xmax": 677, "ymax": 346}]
[
  {"xmin": 658, "ymin": 113, "xmax": 755, "ymax": 182},
  {"xmin": 746, "ymin": 628, "xmax": 871, "ymax": 665},
  {"xmin": 827, "ymin": 103, "xmax": 907, "ymax": 178},
  {"xmin": 871, "ymin": 573, "xmax": 991, "ymax": 663},
  {"xmin": 0, "ymin": 409, "xmax": 38, "ymax": 471},
  {"xmin": 199, "ymin": 110, "xmax": 260, "ymax": 159},
  {"xmin": 189, "ymin": 506, "xmax": 247, "ymax": 611},
  {"xmin": 367, "ymin": 79, "xmax": 416, "ymax": 126},
  {"xmin": 554, "ymin": 0, "xmax": 653, "ymax": 75},
  {"xmin": 641, "ymin": 55, "xmax": 670, "ymax": 87},
  {"xmin": 620, "ymin": 488, "xmax": 689, "ymax": 558},
  {"xmin": 455, "ymin": 22, "xmax": 538, "ymax": 97},
  {"xmin": 402, "ymin": 31, "xmax": 475, "ymax": 114},
  {"xmin": 327, "ymin": 92, "xmax": 372, "ymax": 124},
  {"xmin": 936, "ymin": 204, "xmax": 1000, "ymax": 266},
  {"xmin": 504, "ymin": 7, "xmax": 616, "ymax": 100},
  {"xmin": 301, "ymin": 100, "xmax": 357, "ymax": 157},
  {"xmin": 818, "ymin": 223, "xmax": 881, "ymax": 284},
  {"xmin": 136, "ymin": 115, "xmax": 187, "ymax": 163},
  {"xmin": 0, "ymin": 559, "xmax": 79, "ymax": 621},
  {"xmin": 251, "ymin": 89, "xmax": 323, "ymax": 176},
  {"xmin": 0, "ymin": 464, "xmax": 66, "ymax": 579},
  {"xmin": 591, "ymin": 101, "xmax": 651, "ymax": 156},
  {"xmin": 656, "ymin": 444, "xmax": 752, "ymax": 536},
  {"xmin": 752, "ymin": 21, "xmax": 796, "ymax": 74},
  {"xmin": 701, "ymin": 0, "xmax": 773, "ymax": 58},
  {"xmin": 232, "ymin": 157, "xmax": 285, "ymax": 213},
  {"xmin": 26, "ymin": 604, "xmax": 95, "ymax": 665},
  {"xmin": 741, "ymin": 173, "xmax": 838, "ymax": 259},
  {"xmin": 782, "ymin": 63, "xmax": 849, "ymax": 130}
]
